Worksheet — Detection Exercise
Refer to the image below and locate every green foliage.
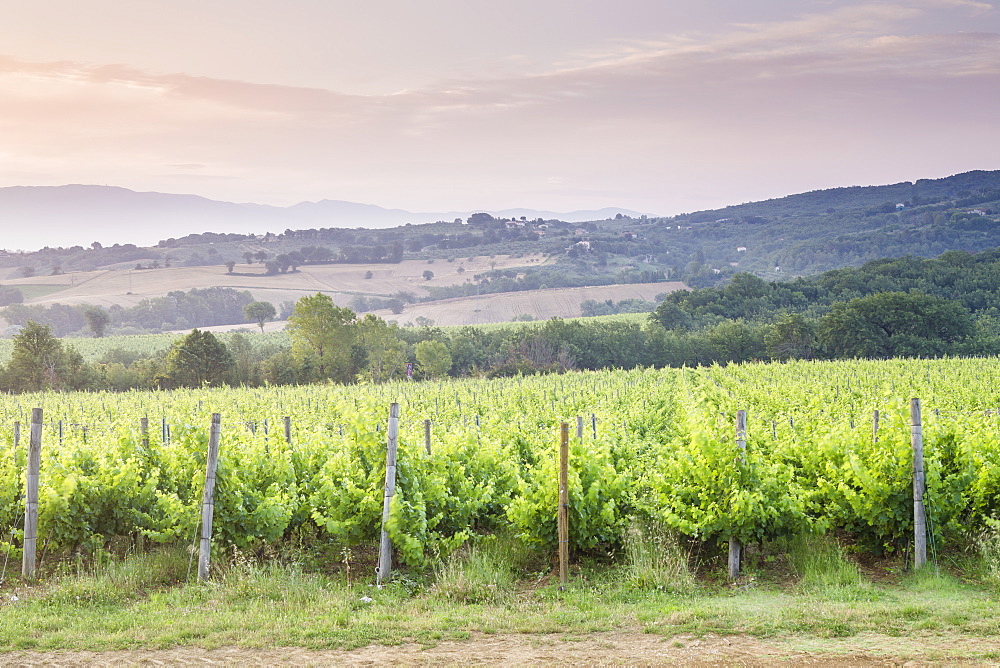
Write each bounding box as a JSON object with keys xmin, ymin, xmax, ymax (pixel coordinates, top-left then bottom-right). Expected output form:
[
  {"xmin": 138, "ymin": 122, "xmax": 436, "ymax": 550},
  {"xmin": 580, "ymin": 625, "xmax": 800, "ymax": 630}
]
[
  {"xmin": 818, "ymin": 291, "xmax": 973, "ymax": 358},
  {"xmin": 508, "ymin": 435, "xmax": 630, "ymax": 553},
  {"xmin": 354, "ymin": 314, "xmax": 406, "ymax": 383},
  {"xmin": 243, "ymin": 301, "xmax": 276, "ymax": 333},
  {"xmin": 286, "ymin": 293, "xmax": 356, "ymax": 382},
  {"xmin": 0, "ymin": 284, "xmax": 23, "ymax": 307},
  {"xmin": 5, "ymin": 320, "xmax": 92, "ymax": 391},
  {"xmin": 83, "ymin": 306, "xmax": 111, "ymax": 338},
  {"xmin": 162, "ymin": 329, "xmax": 235, "ymax": 388},
  {"xmin": 6, "ymin": 357, "xmax": 1000, "ymax": 571},
  {"xmin": 414, "ymin": 340, "xmax": 452, "ymax": 379}
]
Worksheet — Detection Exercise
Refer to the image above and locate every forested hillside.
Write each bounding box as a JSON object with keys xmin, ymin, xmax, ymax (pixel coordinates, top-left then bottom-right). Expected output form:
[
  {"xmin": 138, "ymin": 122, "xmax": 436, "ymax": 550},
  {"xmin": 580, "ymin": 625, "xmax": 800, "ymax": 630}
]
[{"xmin": 2, "ymin": 170, "xmax": 998, "ymax": 299}]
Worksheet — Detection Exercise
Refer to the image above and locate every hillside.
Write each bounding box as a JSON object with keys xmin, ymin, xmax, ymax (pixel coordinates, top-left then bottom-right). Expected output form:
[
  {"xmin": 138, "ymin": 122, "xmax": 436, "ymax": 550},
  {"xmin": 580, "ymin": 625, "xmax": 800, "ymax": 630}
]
[
  {"xmin": 0, "ymin": 185, "xmax": 645, "ymax": 251},
  {"xmin": 1, "ymin": 169, "xmax": 999, "ymax": 334},
  {"xmin": 0, "ymin": 252, "xmax": 687, "ymax": 334}
]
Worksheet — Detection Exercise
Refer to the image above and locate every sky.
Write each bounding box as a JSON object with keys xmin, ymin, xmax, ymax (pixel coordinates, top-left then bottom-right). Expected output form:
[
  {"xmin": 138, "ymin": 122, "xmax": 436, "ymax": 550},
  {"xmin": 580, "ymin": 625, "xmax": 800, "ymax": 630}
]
[{"xmin": 1, "ymin": 0, "xmax": 998, "ymax": 217}]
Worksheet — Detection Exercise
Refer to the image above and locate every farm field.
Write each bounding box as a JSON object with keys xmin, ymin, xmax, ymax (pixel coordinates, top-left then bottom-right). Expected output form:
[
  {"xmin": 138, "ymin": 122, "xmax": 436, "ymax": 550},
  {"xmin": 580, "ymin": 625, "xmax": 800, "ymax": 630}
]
[
  {"xmin": 369, "ymin": 281, "xmax": 685, "ymax": 327},
  {"xmin": 3, "ymin": 357, "xmax": 1000, "ymax": 565},
  {"xmin": 0, "ymin": 253, "xmax": 687, "ymax": 330},
  {"xmin": 0, "ymin": 254, "xmax": 549, "ymax": 310},
  {"xmin": 4, "ymin": 358, "xmax": 1000, "ymax": 662}
]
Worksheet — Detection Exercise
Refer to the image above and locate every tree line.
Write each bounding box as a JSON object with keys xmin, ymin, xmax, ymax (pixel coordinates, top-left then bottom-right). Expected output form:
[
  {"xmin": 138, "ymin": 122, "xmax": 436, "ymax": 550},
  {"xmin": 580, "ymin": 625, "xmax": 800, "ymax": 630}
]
[
  {"xmin": 3, "ymin": 247, "xmax": 1000, "ymax": 393},
  {"xmin": 2, "ymin": 287, "xmax": 266, "ymax": 337}
]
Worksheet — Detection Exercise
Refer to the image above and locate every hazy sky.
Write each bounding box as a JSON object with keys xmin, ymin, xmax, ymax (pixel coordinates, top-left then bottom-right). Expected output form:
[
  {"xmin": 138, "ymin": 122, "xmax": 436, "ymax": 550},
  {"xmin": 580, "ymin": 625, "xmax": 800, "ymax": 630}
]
[{"xmin": 2, "ymin": 0, "xmax": 998, "ymax": 215}]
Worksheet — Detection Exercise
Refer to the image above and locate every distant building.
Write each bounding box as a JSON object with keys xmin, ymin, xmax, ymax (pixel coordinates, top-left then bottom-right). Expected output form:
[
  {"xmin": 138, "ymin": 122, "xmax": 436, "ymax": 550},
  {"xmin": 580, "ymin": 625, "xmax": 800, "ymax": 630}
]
[
  {"xmin": 736, "ymin": 246, "xmax": 747, "ymax": 252},
  {"xmin": 896, "ymin": 203, "xmax": 906, "ymax": 210}
]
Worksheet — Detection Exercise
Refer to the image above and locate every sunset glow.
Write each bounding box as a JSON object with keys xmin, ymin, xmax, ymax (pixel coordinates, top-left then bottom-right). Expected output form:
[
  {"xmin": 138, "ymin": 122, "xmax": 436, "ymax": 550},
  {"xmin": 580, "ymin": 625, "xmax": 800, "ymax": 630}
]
[{"xmin": 2, "ymin": 1, "xmax": 998, "ymax": 222}]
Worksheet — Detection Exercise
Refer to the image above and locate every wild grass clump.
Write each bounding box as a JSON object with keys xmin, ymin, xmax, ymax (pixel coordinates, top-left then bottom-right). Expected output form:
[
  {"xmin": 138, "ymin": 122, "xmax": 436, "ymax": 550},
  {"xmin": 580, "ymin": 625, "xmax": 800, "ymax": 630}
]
[
  {"xmin": 971, "ymin": 520, "xmax": 1000, "ymax": 589},
  {"xmin": 621, "ymin": 520, "xmax": 696, "ymax": 593},
  {"xmin": 784, "ymin": 533, "xmax": 879, "ymax": 601},
  {"xmin": 41, "ymin": 545, "xmax": 190, "ymax": 606},
  {"xmin": 430, "ymin": 536, "xmax": 528, "ymax": 603}
]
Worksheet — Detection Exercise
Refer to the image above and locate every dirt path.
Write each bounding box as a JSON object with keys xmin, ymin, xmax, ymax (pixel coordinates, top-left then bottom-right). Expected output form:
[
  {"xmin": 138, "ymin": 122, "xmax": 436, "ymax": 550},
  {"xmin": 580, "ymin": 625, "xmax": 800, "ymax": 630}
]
[{"xmin": 3, "ymin": 632, "xmax": 996, "ymax": 666}]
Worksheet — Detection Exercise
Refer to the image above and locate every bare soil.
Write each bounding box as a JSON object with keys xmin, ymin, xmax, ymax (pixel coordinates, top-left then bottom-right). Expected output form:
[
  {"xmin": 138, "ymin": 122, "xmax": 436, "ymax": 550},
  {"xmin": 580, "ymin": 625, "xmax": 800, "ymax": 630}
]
[{"xmin": 3, "ymin": 632, "xmax": 997, "ymax": 666}]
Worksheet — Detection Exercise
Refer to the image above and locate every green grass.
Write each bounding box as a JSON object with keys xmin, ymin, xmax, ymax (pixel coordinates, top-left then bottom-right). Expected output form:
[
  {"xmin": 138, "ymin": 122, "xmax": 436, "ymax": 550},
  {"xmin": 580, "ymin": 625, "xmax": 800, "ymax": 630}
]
[
  {"xmin": 14, "ymin": 284, "xmax": 72, "ymax": 300},
  {"xmin": 2, "ymin": 538, "xmax": 1000, "ymax": 658}
]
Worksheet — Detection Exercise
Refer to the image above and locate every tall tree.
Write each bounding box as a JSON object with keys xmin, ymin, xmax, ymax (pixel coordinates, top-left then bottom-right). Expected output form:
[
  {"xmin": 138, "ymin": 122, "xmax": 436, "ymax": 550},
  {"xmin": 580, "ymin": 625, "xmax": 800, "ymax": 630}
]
[
  {"xmin": 5, "ymin": 320, "xmax": 90, "ymax": 391},
  {"xmin": 355, "ymin": 314, "xmax": 406, "ymax": 383},
  {"xmin": 83, "ymin": 306, "xmax": 111, "ymax": 338},
  {"xmin": 414, "ymin": 339, "xmax": 452, "ymax": 379},
  {"xmin": 764, "ymin": 313, "xmax": 815, "ymax": 361},
  {"xmin": 162, "ymin": 329, "xmax": 234, "ymax": 388},
  {"xmin": 244, "ymin": 300, "xmax": 277, "ymax": 333},
  {"xmin": 286, "ymin": 293, "xmax": 356, "ymax": 381}
]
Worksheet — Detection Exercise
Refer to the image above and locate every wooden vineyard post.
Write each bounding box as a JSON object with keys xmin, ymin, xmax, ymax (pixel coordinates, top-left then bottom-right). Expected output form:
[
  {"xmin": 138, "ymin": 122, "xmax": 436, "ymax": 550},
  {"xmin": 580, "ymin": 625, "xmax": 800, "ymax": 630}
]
[
  {"xmin": 140, "ymin": 417, "xmax": 149, "ymax": 447},
  {"xmin": 424, "ymin": 419, "xmax": 432, "ymax": 455},
  {"xmin": 558, "ymin": 421, "xmax": 569, "ymax": 589},
  {"xmin": 729, "ymin": 409, "xmax": 747, "ymax": 580},
  {"xmin": 911, "ymin": 399, "xmax": 927, "ymax": 570},
  {"xmin": 576, "ymin": 416, "xmax": 584, "ymax": 442},
  {"xmin": 377, "ymin": 403, "xmax": 400, "ymax": 586},
  {"xmin": 22, "ymin": 408, "xmax": 42, "ymax": 579},
  {"xmin": 873, "ymin": 410, "xmax": 880, "ymax": 444},
  {"xmin": 197, "ymin": 413, "xmax": 222, "ymax": 581},
  {"xmin": 284, "ymin": 416, "xmax": 292, "ymax": 445},
  {"xmin": 13, "ymin": 421, "xmax": 20, "ymax": 449}
]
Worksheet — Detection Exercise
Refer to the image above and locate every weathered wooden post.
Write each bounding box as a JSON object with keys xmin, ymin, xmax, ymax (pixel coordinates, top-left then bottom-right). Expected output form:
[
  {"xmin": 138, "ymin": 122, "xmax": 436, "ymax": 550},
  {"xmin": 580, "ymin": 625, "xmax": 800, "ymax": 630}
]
[
  {"xmin": 729, "ymin": 409, "xmax": 747, "ymax": 580},
  {"xmin": 873, "ymin": 410, "xmax": 880, "ymax": 444},
  {"xmin": 377, "ymin": 403, "xmax": 400, "ymax": 586},
  {"xmin": 22, "ymin": 408, "xmax": 42, "ymax": 579},
  {"xmin": 558, "ymin": 421, "xmax": 569, "ymax": 589},
  {"xmin": 197, "ymin": 413, "xmax": 222, "ymax": 581},
  {"xmin": 576, "ymin": 416, "xmax": 584, "ymax": 442},
  {"xmin": 140, "ymin": 417, "xmax": 149, "ymax": 447},
  {"xmin": 283, "ymin": 416, "xmax": 292, "ymax": 445},
  {"xmin": 911, "ymin": 399, "xmax": 927, "ymax": 570},
  {"xmin": 13, "ymin": 421, "xmax": 20, "ymax": 449},
  {"xmin": 424, "ymin": 419, "xmax": 432, "ymax": 455}
]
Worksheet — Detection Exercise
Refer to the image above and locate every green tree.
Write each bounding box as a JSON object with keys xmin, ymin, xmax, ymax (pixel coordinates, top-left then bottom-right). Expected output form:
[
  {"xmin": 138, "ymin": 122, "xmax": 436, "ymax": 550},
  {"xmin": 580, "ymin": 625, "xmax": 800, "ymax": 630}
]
[
  {"xmin": 650, "ymin": 301, "xmax": 693, "ymax": 331},
  {"xmin": 818, "ymin": 291, "xmax": 973, "ymax": 358},
  {"xmin": 764, "ymin": 313, "xmax": 816, "ymax": 361},
  {"xmin": 355, "ymin": 314, "xmax": 407, "ymax": 383},
  {"xmin": 706, "ymin": 320, "xmax": 765, "ymax": 363},
  {"xmin": 227, "ymin": 332, "xmax": 261, "ymax": 386},
  {"xmin": 83, "ymin": 306, "xmax": 111, "ymax": 338},
  {"xmin": 0, "ymin": 284, "xmax": 23, "ymax": 306},
  {"xmin": 286, "ymin": 293, "xmax": 356, "ymax": 382},
  {"xmin": 414, "ymin": 339, "xmax": 452, "ymax": 379},
  {"xmin": 244, "ymin": 300, "xmax": 277, "ymax": 333},
  {"xmin": 6, "ymin": 321, "xmax": 90, "ymax": 391},
  {"xmin": 162, "ymin": 329, "xmax": 234, "ymax": 388},
  {"xmin": 423, "ymin": 270, "xmax": 434, "ymax": 281},
  {"xmin": 225, "ymin": 260, "xmax": 236, "ymax": 273}
]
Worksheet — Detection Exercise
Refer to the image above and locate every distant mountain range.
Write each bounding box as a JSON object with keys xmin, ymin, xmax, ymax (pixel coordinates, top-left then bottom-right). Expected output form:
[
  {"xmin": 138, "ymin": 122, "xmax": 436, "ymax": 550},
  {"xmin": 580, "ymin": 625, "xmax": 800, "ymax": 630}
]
[{"xmin": 0, "ymin": 185, "xmax": 646, "ymax": 252}]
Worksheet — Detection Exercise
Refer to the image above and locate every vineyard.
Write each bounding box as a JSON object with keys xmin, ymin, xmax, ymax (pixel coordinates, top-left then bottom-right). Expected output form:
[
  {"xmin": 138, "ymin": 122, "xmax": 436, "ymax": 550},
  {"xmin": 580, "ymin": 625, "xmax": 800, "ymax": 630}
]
[{"xmin": 3, "ymin": 357, "xmax": 1000, "ymax": 576}]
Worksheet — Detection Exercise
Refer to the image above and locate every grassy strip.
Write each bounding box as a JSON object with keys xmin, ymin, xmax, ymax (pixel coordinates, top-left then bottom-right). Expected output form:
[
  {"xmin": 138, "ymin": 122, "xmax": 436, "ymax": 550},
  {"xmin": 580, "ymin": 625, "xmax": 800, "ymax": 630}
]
[{"xmin": 1, "ymin": 537, "xmax": 999, "ymax": 658}]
